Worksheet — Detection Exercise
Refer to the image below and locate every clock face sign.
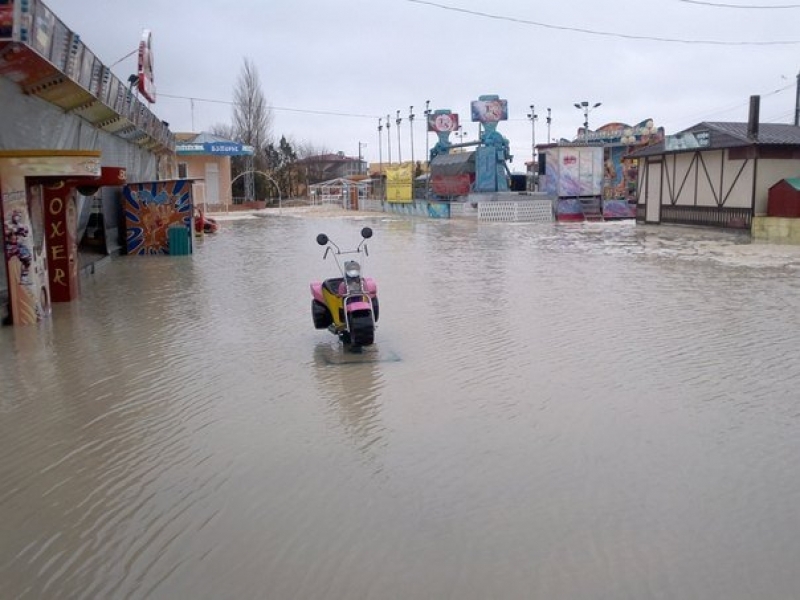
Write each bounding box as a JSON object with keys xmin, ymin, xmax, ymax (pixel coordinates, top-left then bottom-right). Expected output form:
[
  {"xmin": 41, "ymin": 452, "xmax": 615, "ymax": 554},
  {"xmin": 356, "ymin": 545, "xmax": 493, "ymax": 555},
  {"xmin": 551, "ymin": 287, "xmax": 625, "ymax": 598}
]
[
  {"xmin": 138, "ymin": 29, "xmax": 156, "ymax": 103},
  {"xmin": 428, "ymin": 113, "xmax": 459, "ymax": 133}
]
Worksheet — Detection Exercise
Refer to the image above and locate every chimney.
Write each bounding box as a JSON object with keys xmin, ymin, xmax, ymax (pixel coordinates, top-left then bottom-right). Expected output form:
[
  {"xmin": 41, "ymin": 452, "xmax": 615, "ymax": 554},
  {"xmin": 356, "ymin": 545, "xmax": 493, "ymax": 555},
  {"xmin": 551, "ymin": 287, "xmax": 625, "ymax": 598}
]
[{"xmin": 747, "ymin": 95, "xmax": 760, "ymax": 140}]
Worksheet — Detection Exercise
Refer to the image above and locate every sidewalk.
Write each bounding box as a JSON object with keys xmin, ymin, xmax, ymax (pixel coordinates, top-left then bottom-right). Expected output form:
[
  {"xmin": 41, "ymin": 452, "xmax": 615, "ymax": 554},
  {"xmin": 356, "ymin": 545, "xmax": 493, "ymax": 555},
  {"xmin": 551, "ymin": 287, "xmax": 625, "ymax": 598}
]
[{"xmin": 206, "ymin": 204, "xmax": 383, "ymax": 220}]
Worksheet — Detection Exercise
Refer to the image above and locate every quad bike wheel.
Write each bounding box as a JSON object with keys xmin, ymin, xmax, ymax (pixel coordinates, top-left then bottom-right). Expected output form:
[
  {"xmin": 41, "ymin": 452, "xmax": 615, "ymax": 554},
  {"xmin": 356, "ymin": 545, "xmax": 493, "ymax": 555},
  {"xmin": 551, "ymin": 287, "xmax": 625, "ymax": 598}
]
[
  {"xmin": 312, "ymin": 300, "xmax": 333, "ymax": 329},
  {"xmin": 348, "ymin": 311, "xmax": 375, "ymax": 347}
]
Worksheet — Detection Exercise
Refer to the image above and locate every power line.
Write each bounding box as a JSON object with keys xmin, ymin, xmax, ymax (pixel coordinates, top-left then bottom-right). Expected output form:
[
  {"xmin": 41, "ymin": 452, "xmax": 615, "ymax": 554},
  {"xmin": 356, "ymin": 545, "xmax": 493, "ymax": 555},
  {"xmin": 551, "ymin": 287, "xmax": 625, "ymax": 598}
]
[
  {"xmin": 406, "ymin": 0, "xmax": 800, "ymax": 45},
  {"xmin": 670, "ymin": 82, "xmax": 794, "ymax": 124},
  {"xmin": 677, "ymin": 0, "xmax": 800, "ymax": 8},
  {"xmin": 158, "ymin": 92, "xmax": 379, "ymax": 119}
]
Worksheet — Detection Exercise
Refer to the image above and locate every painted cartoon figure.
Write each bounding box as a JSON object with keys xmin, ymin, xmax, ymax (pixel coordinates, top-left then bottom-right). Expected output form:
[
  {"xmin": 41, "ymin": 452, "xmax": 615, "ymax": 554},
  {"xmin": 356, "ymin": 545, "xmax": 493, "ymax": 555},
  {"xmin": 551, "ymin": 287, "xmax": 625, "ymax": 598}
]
[{"xmin": 4, "ymin": 210, "xmax": 33, "ymax": 285}]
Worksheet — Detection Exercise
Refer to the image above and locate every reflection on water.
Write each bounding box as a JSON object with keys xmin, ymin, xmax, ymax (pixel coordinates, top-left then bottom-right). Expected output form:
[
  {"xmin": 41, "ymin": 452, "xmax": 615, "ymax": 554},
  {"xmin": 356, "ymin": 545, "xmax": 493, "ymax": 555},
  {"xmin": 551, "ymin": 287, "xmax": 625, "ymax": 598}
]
[{"xmin": 2, "ymin": 214, "xmax": 800, "ymax": 599}]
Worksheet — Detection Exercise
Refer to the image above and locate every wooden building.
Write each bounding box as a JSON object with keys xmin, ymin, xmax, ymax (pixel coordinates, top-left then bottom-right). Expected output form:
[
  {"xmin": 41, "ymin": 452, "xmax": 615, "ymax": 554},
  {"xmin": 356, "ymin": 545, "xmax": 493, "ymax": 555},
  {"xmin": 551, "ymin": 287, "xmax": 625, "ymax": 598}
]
[{"xmin": 628, "ymin": 120, "xmax": 800, "ymax": 231}]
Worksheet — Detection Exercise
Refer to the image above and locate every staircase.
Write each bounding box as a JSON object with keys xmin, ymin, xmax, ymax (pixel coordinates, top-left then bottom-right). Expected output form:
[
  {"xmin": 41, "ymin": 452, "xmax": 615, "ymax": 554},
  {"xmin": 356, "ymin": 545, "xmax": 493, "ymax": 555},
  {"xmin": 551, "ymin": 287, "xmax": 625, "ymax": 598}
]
[{"xmin": 579, "ymin": 197, "xmax": 604, "ymax": 222}]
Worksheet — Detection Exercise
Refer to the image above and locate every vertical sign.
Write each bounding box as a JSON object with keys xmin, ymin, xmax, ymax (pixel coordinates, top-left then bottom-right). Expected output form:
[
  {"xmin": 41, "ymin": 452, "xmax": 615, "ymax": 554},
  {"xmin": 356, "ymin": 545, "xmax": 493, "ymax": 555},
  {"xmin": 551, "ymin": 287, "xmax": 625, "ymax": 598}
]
[{"xmin": 137, "ymin": 29, "xmax": 156, "ymax": 103}]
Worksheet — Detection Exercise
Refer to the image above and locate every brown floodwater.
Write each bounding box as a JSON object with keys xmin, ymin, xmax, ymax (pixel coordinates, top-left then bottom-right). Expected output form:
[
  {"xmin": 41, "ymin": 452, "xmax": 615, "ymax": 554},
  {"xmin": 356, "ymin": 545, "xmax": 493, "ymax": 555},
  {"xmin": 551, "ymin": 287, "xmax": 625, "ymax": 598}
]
[{"xmin": 2, "ymin": 211, "xmax": 800, "ymax": 599}]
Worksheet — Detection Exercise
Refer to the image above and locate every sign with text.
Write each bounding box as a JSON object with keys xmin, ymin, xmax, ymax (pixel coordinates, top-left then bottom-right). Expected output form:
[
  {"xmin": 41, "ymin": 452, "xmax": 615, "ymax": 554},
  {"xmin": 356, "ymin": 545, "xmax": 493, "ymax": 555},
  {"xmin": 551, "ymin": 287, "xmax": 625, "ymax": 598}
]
[{"xmin": 137, "ymin": 29, "xmax": 156, "ymax": 103}]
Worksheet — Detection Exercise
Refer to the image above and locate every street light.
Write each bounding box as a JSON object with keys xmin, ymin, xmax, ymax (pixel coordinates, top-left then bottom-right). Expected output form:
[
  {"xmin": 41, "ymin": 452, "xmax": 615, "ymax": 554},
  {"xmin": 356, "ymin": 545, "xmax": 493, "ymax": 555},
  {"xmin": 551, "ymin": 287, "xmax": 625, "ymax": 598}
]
[
  {"xmin": 454, "ymin": 126, "xmax": 468, "ymax": 147},
  {"xmin": 423, "ymin": 99, "xmax": 431, "ymax": 199},
  {"xmin": 423, "ymin": 100, "xmax": 431, "ymax": 163},
  {"xmin": 386, "ymin": 114, "xmax": 392, "ymax": 164},
  {"xmin": 546, "ymin": 108, "xmax": 552, "ymax": 144},
  {"xmin": 358, "ymin": 141, "xmax": 367, "ymax": 175},
  {"xmin": 377, "ymin": 118, "xmax": 384, "ymax": 199},
  {"xmin": 395, "ymin": 110, "xmax": 403, "ymax": 164},
  {"xmin": 527, "ymin": 104, "xmax": 537, "ymax": 171},
  {"xmin": 574, "ymin": 101, "xmax": 601, "ymax": 143},
  {"xmin": 408, "ymin": 105, "xmax": 415, "ymax": 168}
]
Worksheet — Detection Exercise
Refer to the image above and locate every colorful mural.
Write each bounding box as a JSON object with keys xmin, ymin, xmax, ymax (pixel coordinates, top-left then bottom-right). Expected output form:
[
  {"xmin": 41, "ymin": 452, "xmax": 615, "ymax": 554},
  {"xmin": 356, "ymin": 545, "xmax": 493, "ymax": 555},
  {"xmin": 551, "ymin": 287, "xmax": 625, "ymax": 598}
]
[
  {"xmin": 123, "ymin": 180, "xmax": 193, "ymax": 255},
  {"xmin": 384, "ymin": 201, "xmax": 450, "ymax": 219},
  {"xmin": 541, "ymin": 146, "xmax": 604, "ymax": 198},
  {"xmin": 592, "ymin": 120, "xmax": 663, "ymax": 201}
]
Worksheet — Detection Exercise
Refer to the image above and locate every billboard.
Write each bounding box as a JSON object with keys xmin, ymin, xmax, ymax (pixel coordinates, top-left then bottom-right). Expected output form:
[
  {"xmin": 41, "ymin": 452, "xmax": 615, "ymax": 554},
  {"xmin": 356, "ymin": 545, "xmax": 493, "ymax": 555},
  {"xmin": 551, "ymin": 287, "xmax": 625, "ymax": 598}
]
[
  {"xmin": 470, "ymin": 98, "xmax": 508, "ymax": 123},
  {"xmin": 427, "ymin": 112, "xmax": 459, "ymax": 133},
  {"xmin": 137, "ymin": 29, "xmax": 156, "ymax": 103},
  {"xmin": 386, "ymin": 164, "xmax": 413, "ymax": 203}
]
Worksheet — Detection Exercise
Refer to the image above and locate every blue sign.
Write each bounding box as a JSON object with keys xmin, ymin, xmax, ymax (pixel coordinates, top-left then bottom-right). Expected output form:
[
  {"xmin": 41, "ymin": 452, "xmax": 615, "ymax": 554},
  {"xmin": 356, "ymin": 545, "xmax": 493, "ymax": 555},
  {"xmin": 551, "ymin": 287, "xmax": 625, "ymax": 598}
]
[{"xmin": 176, "ymin": 142, "xmax": 254, "ymax": 156}]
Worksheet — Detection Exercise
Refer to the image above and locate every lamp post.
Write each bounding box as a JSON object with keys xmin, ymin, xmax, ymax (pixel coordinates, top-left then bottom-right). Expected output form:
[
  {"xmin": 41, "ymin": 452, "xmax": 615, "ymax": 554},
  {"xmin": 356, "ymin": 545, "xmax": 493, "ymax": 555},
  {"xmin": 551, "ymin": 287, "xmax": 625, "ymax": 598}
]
[
  {"xmin": 574, "ymin": 101, "xmax": 601, "ymax": 143},
  {"xmin": 377, "ymin": 118, "xmax": 384, "ymax": 199},
  {"xmin": 454, "ymin": 126, "xmax": 467, "ymax": 148},
  {"xmin": 408, "ymin": 105, "xmax": 415, "ymax": 168},
  {"xmin": 423, "ymin": 99, "xmax": 431, "ymax": 199},
  {"xmin": 358, "ymin": 141, "xmax": 367, "ymax": 175},
  {"xmin": 527, "ymin": 104, "xmax": 537, "ymax": 176},
  {"xmin": 423, "ymin": 100, "xmax": 431, "ymax": 163},
  {"xmin": 546, "ymin": 107, "xmax": 552, "ymax": 143},
  {"xmin": 386, "ymin": 114, "xmax": 392, "ymax": 165},
  {"xmin": 396, "ymin": 110, "xmax": 402, "ymax": 164}
]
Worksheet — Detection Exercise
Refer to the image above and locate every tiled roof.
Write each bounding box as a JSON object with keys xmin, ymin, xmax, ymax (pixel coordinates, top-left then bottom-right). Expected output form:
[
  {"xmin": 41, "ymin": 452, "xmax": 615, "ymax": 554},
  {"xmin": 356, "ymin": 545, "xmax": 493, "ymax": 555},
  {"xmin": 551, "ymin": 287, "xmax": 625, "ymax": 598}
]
[
  {"xmin": 703, "ymin": 122, "xmax": 800, "ymax": 145},
  {"xmin": 628, "ymin": 122, "xmax": 800, "ymax": 157}
]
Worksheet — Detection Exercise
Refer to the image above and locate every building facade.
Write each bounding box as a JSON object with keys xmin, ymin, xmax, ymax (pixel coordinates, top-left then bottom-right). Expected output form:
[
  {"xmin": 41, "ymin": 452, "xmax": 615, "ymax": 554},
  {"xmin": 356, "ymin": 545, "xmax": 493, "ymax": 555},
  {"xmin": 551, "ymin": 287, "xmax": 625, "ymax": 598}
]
[
  {"xmin": 630, "ymin": 121, "xmax": 800, "ymax": 230},
  {"xmin": 1, "ymin": 0, "xmax": 176, "ymax": 325}
]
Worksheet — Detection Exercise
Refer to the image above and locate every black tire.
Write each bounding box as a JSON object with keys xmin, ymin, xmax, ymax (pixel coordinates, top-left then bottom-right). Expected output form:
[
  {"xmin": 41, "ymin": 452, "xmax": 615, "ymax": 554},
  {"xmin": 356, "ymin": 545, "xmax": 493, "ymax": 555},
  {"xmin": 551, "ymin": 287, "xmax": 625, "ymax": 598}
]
[
  {"xmin": 371, "ymin": 297, "xmax": 379, "ymax": 322},
  {"xmin": 349, "ymin": 311, "xmax": 375, "ymax": 346},
  {"xmin": 312, "ymin": 300, "xmax": 332, "ymax": 329}
]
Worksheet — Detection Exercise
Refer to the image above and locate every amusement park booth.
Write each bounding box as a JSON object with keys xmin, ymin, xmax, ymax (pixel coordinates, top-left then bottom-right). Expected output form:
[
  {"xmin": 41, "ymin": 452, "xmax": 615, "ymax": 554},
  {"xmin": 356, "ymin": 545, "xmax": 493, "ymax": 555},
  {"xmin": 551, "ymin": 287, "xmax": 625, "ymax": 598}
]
[
  {"xmin": 122, "ymin": 179, "xmax": 196, "ymax": 256},
  {"xmin": 0, "ymin": 150, "xmax": 126, "ymax": 324},
  {"xmin": 174, "ymin": 133, "xmax": 254, "ymax": 212}
]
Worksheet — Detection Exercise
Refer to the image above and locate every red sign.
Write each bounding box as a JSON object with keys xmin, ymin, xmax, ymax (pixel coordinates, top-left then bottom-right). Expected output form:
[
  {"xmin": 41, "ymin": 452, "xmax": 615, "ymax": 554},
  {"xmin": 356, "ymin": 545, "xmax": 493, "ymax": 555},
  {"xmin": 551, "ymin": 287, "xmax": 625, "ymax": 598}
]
[
  {"xmin": 432, "ymin": 174, "xmax": 472, "ymax": 196},
  {"xmin": 137, "ymin": 29, "xmax": 156, "ymax": 103},
  {"xmin": 428, "ymin": 113, "xmax": 459, "ymax": 133}
]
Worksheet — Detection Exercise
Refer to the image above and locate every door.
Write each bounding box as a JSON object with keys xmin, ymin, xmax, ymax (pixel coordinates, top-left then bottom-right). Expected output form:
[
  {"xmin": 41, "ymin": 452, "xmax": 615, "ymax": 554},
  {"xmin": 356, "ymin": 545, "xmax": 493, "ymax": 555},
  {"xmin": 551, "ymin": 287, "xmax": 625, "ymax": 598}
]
[
  {"xmin": 645, "ymin": 158, "xmax": 662, "ymax": 224},
  {"xmin": 204, "ymin": 162, "xmax": 220, "ymax": 208}
]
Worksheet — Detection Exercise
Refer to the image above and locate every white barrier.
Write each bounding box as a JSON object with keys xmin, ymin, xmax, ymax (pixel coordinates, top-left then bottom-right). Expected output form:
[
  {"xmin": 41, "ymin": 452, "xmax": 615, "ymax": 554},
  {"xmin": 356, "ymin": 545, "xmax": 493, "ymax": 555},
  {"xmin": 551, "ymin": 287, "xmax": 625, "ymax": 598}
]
[
  {"xmin": 353, "ymin": 197, "xmax": 554, "ymax": 223},
  {"xmin": 478, "ymin": 199, "xmax": 554, "ymax": 223}
]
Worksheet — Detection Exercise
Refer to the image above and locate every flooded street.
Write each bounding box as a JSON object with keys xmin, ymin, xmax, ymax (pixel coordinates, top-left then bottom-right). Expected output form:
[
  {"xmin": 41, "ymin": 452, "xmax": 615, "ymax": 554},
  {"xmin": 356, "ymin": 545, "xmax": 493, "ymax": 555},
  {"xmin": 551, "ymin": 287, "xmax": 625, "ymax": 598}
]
[{"xmin": 3, "ymin": 210, "xmax": 800, "ymax": 599}]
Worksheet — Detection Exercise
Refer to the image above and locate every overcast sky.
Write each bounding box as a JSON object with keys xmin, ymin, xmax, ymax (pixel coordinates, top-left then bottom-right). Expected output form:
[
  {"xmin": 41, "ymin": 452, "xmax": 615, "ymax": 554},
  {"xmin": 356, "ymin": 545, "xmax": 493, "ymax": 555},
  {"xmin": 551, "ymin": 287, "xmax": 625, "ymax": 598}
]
[{"xmin": 45, "ymin": 0, "xmax": 800, "ymax": 168}]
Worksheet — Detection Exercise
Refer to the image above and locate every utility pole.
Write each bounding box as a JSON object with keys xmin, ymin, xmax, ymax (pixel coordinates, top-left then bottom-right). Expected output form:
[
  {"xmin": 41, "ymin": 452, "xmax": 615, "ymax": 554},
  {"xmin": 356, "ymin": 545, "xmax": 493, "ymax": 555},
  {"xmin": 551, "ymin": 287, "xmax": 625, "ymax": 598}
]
[
  {"xmin": 396, "ymin": 110, "xmax": 403, "ymax": 164},
  {"xmin": 424, "ymin": 100, "xmax": 431, "ymax": 163},
  {"xmin": 424, "ymin": 99, "xmax": 431, "ymax": 199},
  {"xmin": 358, "ymin": 142, "xmax": 367, "ymax": 175},
  {"xmin": 527, "ymin": 104, "xmax": 537, "ymax": 162},
  {"xmin": 377, "ymin": 118, "xmax": 383, "ymax": 200},
  {"xmin": 386, "ymin": 114, "xmax": 392, "ymax": 165},
  {"xmin": 409, "ymin": 105, "xmax": 416, "ymax": 168},
  {"xmin": 795, "ymin": 70, "xmax": 799, "ymax": 126},
  {"xmin": 546, "ymin": 107, "xmax": 552, "ymax": 143}
]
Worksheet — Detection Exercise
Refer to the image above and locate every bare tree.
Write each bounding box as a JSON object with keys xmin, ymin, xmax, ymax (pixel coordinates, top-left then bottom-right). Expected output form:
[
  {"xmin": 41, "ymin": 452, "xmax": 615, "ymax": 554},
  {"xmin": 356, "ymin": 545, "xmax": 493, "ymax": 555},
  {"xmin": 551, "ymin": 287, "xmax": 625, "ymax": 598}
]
[
  {"xmin": 232, "ymin": 58, "xmax": 272, "ymax": 201},
  {"xmin": 209, "ymin": 123, "xmax": 236, "ymax": 140},
  {"xmin": 233, "ymin": 58, "xmax": 271, "ymax": 147}
]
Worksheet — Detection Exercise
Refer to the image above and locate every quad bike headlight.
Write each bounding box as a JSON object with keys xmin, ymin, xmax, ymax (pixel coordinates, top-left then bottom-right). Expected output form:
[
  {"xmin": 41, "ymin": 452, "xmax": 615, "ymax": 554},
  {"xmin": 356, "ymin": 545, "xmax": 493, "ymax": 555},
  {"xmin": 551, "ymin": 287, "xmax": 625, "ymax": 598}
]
[{"xmin": 345, "ymin": 261, "xmax": 361, "ymax": 279}]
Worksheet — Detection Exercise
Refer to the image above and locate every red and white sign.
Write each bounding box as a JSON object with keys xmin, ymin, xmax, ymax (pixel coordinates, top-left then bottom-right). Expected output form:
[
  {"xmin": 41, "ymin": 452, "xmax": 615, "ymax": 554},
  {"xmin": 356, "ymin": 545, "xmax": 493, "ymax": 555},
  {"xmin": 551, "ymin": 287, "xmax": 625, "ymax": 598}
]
[{"xmin": 137, "ymin": 29, "xmax": 156, "ymax": 103}]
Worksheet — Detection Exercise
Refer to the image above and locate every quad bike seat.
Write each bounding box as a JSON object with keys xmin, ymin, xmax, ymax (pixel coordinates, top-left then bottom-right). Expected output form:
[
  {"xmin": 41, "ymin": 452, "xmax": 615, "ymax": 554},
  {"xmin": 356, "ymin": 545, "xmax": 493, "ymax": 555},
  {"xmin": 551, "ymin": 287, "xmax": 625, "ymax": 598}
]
[{"xmin": 322, "ymin": 278, "xmax": 344, "ymax": 296}]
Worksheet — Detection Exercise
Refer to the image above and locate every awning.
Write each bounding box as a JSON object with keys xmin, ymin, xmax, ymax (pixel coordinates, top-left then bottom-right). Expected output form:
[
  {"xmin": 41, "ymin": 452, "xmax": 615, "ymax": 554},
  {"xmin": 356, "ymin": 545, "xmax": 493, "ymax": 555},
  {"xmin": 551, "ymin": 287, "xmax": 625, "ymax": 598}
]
[{"xmin": 430, "ymin": 152, "xmax": 475, "ymax": 176}]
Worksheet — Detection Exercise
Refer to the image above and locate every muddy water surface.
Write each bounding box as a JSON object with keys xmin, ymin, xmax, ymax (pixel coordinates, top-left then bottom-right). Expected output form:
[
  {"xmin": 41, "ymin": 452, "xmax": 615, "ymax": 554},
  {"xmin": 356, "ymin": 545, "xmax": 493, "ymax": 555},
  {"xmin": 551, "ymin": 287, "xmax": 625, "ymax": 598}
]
[{"xmin": 2, "ymin": 212, "xmax": 800, "ymax": 599}]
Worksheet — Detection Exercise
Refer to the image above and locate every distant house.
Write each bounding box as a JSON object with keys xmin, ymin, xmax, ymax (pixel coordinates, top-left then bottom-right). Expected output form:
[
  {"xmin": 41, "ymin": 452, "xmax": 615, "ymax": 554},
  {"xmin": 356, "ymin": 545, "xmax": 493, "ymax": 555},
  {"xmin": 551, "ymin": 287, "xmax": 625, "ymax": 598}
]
[
  {"xmin": 297, "ymin": 152, "xmax": 367, "ymax": 184},
  {"xmin": 628, "ymin": 120, "xmax": 800, "ymax": 231}
]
